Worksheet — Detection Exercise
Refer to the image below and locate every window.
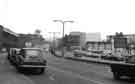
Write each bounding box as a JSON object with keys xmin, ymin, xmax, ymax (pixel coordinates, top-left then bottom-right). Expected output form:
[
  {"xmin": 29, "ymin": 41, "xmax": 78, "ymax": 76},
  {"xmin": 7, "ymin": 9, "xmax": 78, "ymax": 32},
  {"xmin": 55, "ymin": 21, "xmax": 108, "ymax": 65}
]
[{"xmin": 26, "ymin": 49, "xmax": 41, "ymax": 57}]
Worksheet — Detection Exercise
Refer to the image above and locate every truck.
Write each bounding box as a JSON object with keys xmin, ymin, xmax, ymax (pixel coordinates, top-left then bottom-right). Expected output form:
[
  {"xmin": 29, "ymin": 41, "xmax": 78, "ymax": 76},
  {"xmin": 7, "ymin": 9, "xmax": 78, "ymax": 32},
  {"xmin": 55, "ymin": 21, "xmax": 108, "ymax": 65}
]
[{"xmin": 110, "ymin": 56, "xmax": 135, "ymax": 80}]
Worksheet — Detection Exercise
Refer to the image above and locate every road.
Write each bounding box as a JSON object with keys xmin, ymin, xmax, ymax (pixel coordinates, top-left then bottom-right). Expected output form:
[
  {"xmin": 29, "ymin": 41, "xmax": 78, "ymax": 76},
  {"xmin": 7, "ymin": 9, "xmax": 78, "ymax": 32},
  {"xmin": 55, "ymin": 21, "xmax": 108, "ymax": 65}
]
[
  {"xmin": 1, "ymin": 52, "xmax": 135, "ymax": 84},
  {"xmin": 27, "ymin": 52, "xmax": 135, "ymax": 84},
  {"xmin": 0, "ymin": 53, "xmax": 34, "ymax": 84}
]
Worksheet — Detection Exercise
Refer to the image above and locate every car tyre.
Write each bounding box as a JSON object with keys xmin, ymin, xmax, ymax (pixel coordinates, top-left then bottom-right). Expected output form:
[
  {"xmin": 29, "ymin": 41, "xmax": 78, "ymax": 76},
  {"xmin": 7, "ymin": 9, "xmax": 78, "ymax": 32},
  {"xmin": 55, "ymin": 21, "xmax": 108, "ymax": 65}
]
[
  {"xmin": 7, "ymin": 55, "xmax": 10, "ymax": 60},
  {"xmin": 9, "ymin": 58, "xmax": 14, "ymax": 65},
  {"xmin": 39, "ymin": 68, "xmax": 45, "ymax": 74},
  {"xmin": 17, "ymin": 68, "xmax": 21, "ymax": 73},
  {"xmin": 113, "ymin": 72, "xmax": 120, "ymax": 80},
  {"xmin": 16, "ymin": 66, "xmax": 24, "ymax": 73}
]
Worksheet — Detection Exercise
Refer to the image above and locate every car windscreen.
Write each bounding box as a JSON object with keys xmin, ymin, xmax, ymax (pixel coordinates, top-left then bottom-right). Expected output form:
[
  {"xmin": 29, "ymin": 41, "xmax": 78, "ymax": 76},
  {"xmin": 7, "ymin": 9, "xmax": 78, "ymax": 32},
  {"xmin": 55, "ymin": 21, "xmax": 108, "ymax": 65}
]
[{"xmin": 25, "ymin": 50, "xmax": 41, "ymax": 57}]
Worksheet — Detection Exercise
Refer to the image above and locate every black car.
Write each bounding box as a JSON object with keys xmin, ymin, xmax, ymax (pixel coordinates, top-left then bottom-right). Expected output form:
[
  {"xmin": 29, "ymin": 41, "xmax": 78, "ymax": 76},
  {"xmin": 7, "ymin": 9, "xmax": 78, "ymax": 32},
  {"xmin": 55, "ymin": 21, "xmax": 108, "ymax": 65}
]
[
  {"xmin": 8, "ymin": 48, "xmax": 47, "ymax": 74},
  {"xmin": 8, "ymin": 48, "xmax": 21, "ymax": 64}
]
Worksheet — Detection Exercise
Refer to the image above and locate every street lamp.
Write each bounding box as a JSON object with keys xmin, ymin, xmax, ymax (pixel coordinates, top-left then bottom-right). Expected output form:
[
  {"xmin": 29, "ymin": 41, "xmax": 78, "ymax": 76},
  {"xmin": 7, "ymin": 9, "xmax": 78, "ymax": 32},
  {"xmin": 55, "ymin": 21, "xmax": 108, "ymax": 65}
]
[{"xmin": 53, "ymin": 20, "xmax": 74, "ymax": 57}]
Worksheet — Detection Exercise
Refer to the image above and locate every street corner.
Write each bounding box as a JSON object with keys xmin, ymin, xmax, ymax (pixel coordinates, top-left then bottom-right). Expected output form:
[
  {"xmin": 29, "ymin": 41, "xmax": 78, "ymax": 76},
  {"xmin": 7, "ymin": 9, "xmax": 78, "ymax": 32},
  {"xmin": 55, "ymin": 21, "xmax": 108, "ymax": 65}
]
[{"xmin": 0, "ymin": 73, "xmax": 35, "ymax": 84}]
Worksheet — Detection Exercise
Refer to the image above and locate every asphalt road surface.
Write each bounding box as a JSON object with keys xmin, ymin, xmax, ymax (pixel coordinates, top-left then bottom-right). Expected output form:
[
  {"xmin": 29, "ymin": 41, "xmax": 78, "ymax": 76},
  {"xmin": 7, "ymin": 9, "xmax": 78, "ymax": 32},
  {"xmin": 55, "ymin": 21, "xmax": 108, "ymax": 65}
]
[
  {"xmin": 27, "ymin": 52, "xmax": 135, "ymax": 84},
  {"xmin": 1, "ymin": 52, "xmax": 135, "ymax": 84}
]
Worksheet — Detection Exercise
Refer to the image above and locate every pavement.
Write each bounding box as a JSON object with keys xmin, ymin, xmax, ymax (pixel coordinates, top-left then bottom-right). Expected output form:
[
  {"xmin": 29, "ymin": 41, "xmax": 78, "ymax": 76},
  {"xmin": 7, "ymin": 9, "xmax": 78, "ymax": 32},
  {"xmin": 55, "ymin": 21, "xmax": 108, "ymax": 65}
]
[{"xmin": 0, "ymin": 52, "xmax": 35, "ymax": 84}]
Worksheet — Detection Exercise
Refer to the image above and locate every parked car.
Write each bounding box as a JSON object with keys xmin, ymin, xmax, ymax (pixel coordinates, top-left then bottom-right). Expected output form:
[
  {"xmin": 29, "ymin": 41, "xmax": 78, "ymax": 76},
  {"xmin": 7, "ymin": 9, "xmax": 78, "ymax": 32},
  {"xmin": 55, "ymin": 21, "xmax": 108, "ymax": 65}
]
[
  {"xmin": 8, "ymin": 48, "xmax": 47, "ymax": 74},
  {"xmin": 7, "ymin": 48, "xmax": 21, "ymax": 64}
]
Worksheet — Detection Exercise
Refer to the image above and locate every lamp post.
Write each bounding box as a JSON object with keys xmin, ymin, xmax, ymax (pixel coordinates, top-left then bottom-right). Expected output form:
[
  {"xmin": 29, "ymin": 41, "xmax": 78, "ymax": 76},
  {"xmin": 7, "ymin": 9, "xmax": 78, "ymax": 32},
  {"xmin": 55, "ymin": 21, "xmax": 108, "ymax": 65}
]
[{"xmin": 53, "ymin": 20, "xmax": 74, "ymax": 57}]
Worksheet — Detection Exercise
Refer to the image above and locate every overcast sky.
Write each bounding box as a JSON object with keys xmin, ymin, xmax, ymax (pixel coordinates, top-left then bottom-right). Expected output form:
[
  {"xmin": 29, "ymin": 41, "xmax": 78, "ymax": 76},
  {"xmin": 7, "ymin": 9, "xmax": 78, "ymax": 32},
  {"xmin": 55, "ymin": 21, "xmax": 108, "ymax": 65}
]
[{"xmin": 1, "ymin": 0, "xmax": 135, "ymax": 40}]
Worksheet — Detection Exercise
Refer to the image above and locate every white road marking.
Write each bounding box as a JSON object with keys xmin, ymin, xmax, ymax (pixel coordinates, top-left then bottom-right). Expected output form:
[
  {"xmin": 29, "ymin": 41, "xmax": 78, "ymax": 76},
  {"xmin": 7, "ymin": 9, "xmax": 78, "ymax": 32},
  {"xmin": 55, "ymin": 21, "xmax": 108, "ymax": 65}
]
[
  {"xmin": 48, "ymin": 66, "xmax": 104, "ymax": 84},
  {"xmin": 46, "ymin": 69, "xmax": 55, "ymax": 81},
  {"xmin": 49, "ymin": 75, "xmax": 55, "ymax": 81}
]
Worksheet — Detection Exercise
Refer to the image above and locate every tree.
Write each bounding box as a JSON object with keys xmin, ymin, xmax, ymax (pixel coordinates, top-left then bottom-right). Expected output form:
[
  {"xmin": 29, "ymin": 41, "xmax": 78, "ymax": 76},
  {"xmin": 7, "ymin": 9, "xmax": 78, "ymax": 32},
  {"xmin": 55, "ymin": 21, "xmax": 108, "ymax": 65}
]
[
  {"xmin": 35, "ymin": 29, "xmax": 41, "ymax": 35},
  {"xmin": 119, "ymin": 32, "xmax": 123, "ymax": 36},
  {"xmin": 115, "ymin": 32, "xmax": 124, "ymax": 37}
]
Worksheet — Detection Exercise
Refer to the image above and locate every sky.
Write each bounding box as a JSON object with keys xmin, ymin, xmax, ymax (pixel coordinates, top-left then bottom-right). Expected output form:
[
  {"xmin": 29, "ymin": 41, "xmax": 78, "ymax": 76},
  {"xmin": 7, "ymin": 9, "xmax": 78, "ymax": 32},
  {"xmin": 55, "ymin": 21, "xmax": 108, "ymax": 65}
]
[{"xmin": 1, "ymin": 0, "xmax": 135, "ymax": 40}]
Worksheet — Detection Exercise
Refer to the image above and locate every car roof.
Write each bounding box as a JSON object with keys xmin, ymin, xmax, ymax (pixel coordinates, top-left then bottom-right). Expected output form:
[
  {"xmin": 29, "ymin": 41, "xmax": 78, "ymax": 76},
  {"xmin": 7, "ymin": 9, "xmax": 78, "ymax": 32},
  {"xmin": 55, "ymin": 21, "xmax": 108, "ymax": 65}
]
[
  {"xmin": 10, "ymin": 48, "xmax": 21, "ymax": 51},
  {"xmin": 22, "ymin": 48, "xmax": 42, "ymax": 50}
]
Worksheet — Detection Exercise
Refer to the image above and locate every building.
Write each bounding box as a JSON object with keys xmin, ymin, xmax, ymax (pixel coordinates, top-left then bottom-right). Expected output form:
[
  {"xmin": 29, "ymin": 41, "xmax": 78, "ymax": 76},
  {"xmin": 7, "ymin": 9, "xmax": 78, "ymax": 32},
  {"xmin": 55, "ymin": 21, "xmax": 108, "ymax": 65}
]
[
  {"xmin": 18, "ymin": 34, "xmax": 45, "ymax": 48},
  {"xmin": 69, "ymin": 32, "xmax": 101, "ymax": 47},
  {"xmin": 0, "ymin": 25, "xmax": 49, "ymax": 51},
  {"xmin": 0, "ymin": 25, "xmax": 19, "ymax": 50},
  {"xmin": 62, "ymin": 32, "xmax": 81, "ymax": 49},
  {"xmin": 107, "ymin": 33, "xmax": 135, "ymax": 43},
  {"xmin": 86, "ymin": 41, "xmax": 112, "ymax": 51},
  {"xmin": 85, "ymin": 32, "xmax": 101, "ymax": 42},
  {"xmin": 107, "ymin": 33, "xmax": 135, "ymax": 56}
]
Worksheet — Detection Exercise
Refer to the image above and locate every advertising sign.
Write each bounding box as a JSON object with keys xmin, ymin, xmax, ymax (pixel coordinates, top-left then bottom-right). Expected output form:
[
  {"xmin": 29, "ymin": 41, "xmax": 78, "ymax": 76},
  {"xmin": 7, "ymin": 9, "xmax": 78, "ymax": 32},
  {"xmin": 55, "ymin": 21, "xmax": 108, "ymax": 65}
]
[{"xmin": 114, "ymin": 37, "xmax": 127, "ymax": 48}]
